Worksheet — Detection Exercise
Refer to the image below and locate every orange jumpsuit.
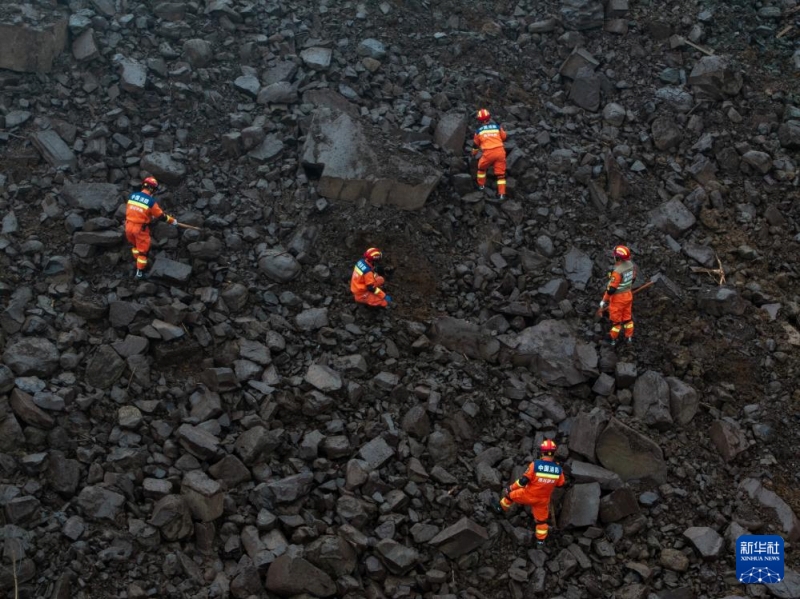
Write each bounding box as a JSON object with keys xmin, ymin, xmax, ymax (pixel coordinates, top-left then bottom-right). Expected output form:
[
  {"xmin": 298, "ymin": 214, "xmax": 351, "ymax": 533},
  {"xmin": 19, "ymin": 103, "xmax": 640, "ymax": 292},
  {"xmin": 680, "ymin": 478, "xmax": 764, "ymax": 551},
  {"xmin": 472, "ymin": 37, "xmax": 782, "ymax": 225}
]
[
  {"xmin": 350, "ymin": 258, "xmax": 388, "ymax": 307},
  {"xmin": 602, "ymin": 260, "xmax": 637, "ymax": 340},
  {"xmin": 472, "ymin": 122, "xmax": 508, "ymax": 196},
  {"xmin": 124, "ymin": 190, "xmax": 175, "ymax": 272},
  {"xmin": 499, "ymin": 457, "xmax": 565, "ymax": 542}
]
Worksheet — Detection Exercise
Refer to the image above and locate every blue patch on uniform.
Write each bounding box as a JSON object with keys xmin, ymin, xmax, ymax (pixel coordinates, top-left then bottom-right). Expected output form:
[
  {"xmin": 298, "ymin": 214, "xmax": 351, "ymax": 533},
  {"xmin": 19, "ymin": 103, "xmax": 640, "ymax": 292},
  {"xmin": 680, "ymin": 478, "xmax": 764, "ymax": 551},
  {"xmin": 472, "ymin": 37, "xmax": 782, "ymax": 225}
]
[
  {"xmin": 355, "ymin": 259, "xmax": 372, "ymax": 273},
  {"xmin": 534, "ymin": 460, "xmax": 562, "ymax": 475},
  {"xmin": 477, "ymin": 123, "xmax": 501, "ymax": 134},
  {"xmin": 128, "ymin": 191, "xmax": 154, "ymax": 207}
]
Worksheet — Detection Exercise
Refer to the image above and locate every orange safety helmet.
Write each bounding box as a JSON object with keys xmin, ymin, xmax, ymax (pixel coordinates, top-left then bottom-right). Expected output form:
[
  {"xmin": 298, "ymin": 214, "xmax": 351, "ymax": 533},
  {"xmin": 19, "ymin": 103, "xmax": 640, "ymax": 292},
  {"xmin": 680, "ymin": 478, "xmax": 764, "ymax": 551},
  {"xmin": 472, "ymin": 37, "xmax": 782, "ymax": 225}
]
[
  {"xmin": 540, "ymin": 439, "xmax": 557, "ymax": 454},
  {"xmin": 477, "ymin": 108, "xmax": 491, "ymax": 123},
  {"xmin": 363, "ymin": 247, "xmax": 382, "ymax": 262},
  {"xmin": 613, "ymin": 245, "xmax": 631, "ymax": 261},
  {"xmin": 142, "ymin": 176, "xmax": 159, "ymax": 192}
]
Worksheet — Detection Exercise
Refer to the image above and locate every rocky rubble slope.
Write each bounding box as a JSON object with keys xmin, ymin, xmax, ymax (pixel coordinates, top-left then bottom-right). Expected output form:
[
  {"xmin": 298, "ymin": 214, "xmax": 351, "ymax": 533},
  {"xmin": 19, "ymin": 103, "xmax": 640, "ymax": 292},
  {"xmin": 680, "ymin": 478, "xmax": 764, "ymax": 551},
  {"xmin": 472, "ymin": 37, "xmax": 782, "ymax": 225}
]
[{"xmin": 1, "ymin": 0, "xmax": 800, "ymax": 598}]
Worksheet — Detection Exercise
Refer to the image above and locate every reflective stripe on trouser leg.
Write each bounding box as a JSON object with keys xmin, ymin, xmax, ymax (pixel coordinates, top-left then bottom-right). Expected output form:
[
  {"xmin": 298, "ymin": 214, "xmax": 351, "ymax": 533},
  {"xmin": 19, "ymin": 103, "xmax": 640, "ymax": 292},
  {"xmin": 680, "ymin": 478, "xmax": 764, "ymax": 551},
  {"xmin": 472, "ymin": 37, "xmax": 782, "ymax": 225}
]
[
  {"xmin": 499, "ymin": 497, "xmax": 512, "ymax": 510},
  {"xmin": 136, "ymin": 255, "xmax": 148, "ymax": 270},
  {"xmin": 534, "ymin": 520, "xmax": 549, "ymax": 541},
  {"xmin": 476, "ymin": 171, "xmax": 487, "ymax": 185},
  {"xmin": 497, "ymin": 178, "xmax": 507, "ymax": 195},
  {"xmin": 609, "ymin": 325, "xmax": 621, "ymax": 339},
  {"xmin": 623, "ymin": 321, "xmax": 634, "ymax": 338},
  {"xmin": 132, "ymin": 248, "xmax": 140, "ymax": 258}
]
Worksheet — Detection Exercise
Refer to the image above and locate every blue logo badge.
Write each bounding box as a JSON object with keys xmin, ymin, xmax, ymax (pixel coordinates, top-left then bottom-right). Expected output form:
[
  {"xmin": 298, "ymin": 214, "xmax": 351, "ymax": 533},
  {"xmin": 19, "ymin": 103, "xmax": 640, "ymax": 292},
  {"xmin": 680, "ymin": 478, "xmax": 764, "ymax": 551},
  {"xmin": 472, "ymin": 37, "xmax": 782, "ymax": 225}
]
[{"xmin": 736, "ymin": 535, "xmax": 784, "ymax": 584}]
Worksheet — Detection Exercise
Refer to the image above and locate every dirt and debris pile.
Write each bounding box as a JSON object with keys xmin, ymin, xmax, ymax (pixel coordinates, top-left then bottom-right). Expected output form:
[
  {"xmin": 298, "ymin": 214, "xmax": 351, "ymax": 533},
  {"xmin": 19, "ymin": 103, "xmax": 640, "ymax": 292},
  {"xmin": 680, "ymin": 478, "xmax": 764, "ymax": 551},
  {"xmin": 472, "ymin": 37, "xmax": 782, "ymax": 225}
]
[{"xmin": 1, "ymin": 0, "xmax": 800, "ymax": 597}]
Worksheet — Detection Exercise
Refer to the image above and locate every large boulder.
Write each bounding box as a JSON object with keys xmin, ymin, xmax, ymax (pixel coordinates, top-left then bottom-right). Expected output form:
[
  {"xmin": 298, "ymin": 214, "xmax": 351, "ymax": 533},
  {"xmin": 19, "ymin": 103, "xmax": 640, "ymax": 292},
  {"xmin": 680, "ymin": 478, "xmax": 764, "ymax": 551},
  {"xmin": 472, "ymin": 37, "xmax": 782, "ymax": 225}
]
[
  {"xmin": 429, "ymin": 317, "xmax": 500, "ymax": 362},
  {"xmin": 0, "ymin": 18, "xmax": 68, "ymax": 73},
  {"xmin": 595, "ymin": 418, "xmax": 668, "ymax": 484},
  {"xmin": 648, "ymin": 198, "xmax": 696, "ymax": 238},
  {"xmin": 258, "ymin": 249, "xmax": 301, "ymax": 283},
  {"xmin": 688, "ymin": 56, "xmax": 743, "ymax": 99},
  {"xmin": 301, "ymin": 106, "xmax": 441, "ymax": 210},
  {"xmin": 61, "ymin": 183, "xmax": 120, "ymax": 214},
  {"xmin": 632, "ymin": 371, "xmax": 674, "ymax": 430},
  {"xmin": 3, "ymin": 337, "xmax": 60, "ymax": 377},
  {"xmin": 559, "ymin": 483, "xmax": 601, "ymax": 528},
  {"xmin": 505, "ymin": 319, "xmax": 598, "ymax": 387},
  {"xmin": 428, "ymin": 517, "xmax": 489, "ymax": 558},
  {"xmin": 140, "ymin": 152, "xmax": 187, "ymax": 185},
  {"xmin": 739, "ymin": 479, "xmax": 800, "ymax": 541},
  {"xmin": 434, "ymin": 112, "xmax": 467, "ymax": 154},
  {"xmin": 265, "ymin": 554, "xmax": 336, "ymax": 597},
  {"xmin": 560, "ymin": 0, "xmax": 604, "ymax": 30}
]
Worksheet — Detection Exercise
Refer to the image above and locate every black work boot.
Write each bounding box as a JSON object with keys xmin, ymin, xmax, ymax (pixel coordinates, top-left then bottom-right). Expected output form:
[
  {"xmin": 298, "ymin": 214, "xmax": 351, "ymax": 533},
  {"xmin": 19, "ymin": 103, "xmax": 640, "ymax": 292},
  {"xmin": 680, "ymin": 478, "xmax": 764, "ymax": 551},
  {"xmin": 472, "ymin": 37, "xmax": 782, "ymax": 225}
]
[{"xmin": 490, "ymin": 498, "xmax": 504, "ymax": 515}]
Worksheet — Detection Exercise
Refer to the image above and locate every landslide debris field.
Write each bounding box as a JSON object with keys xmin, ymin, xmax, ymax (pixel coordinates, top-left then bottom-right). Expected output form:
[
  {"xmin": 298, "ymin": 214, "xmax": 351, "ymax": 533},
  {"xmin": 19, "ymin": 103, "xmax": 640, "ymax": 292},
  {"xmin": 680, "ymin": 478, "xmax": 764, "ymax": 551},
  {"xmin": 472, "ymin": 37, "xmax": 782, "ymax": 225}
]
[{"xmin": 1, "ymin": 0, "xmax": 800, "ymax": 598}]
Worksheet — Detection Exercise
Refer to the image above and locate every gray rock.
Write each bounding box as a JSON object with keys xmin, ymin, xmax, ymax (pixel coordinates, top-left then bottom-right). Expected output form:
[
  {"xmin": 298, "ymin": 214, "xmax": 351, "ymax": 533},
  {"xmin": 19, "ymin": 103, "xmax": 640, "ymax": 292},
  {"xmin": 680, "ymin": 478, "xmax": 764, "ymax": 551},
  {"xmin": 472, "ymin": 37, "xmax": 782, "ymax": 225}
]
[
  {"xmin": 262, "ymin": 61, "xmax": 298, "ymax": 86},
  {"xmin": 77, "ymin": 486, "xmax": 125, "ymax": 521},
  {"xmin": 595, "ymin": 418, "xmax": 667, "ymax": 484},
  {"xmin": 709, "ymin": 418, "xmax": 748, "ymax": 462},
  {"xmin": 767, "ymin": 569, "xmax": 800, "ymax": 599},
  {"xmin": 118, "ymin": 406, "xmax": 143, "ymax": 429},
  {"xmin": 3, "ymin": 337, "xmax": 60, "ymax": 377},
  {"xmin": 599, "ymin": 486, "xmax": 640, "ymax": 522},
  {"xmin": 265, "ymin": 554, "xmax": 336, "ymax": 597},
  {"xmin": 510, "ymin": 319, "xmax": 598, "ymax": 387},
  {"xmin": 568, "ymin": 408, "xmax": 609, "ymax": 463},
  {"xmin": 401, "ymin": 405, "xmax": 430, "ymax": 438},
  {"xmin": 569, "ymin": 66, "xmax": 601, "ymax": 111},
  {"xmin": 665, "ymin": 377, "xmax": 698, "ymax": 426},
  {"xmin": 183, "ymin": 39, "xmax": 213, "ymax": 68},
  {"xmin": 235, "ymin": 426, "xmax": 279, "ymax": 464},
  {"xmin": 434, "ymin": 112, "xmax": 467, "ymax": 154},
  {"xmin": 592, "ymin": 373, "xmax": 615, "ymax": 396},
  {"xmin": 359, "ymin": 436, "xmax": 394, "ymax": 470},
  {"xmin": 140, "ymin": 152, "xmax": 187, "ymax": 185},
  {"xmin": 427, "ymin": 430, "xmax": 457, "ymax": 466},
  {"xmin": 683, "ymin": 526, "xmax": 723, "ymax": 559},
  {"xmin": 181, "ymin": 470, "xmax": 224, "ymax": 522},
  {"xmin": 257, "ymin": 82, "xmax": 298, "ymax": 104},
  {"xmin": 603, "ymin": 103, "xmax": 626, "ymax": 126},
  {"xmin": 560, "ymin": 0, "xmax": 604, "ymax": 30},
  {"xmin": 116, "ymin": 56, "xmax": 147, "ymax": 93},
  {"xmin": 306, "ymin": 535, "xmax": 357, "ymax": 577},
  {"xmin": 0, "ymin": 365, "xmax": 14, "ymax": 394},
  {"xmin": 148, "ymin": 495, "xmax": 193, "ymax": 541},
  {"xmin": 615, "ymin": 362, "xmax": 637, "ymax": 388},
  {"xmin": 233, "ymin": 75, "xmax": 261, "ymax": 98},
  {"xmin": 741, "ymin": 150, "xmax": 772, "ymax": 174},
  {"xmin": 72, "ymin": 29, "xmax": 98, "ymax": 61},
  {"xmin": 72, "ymin": 230, "xmax": 122, "ymax": 246},
  {"xmin": 651, "ymin": 117, "xmax": 683, "ymax": 151},
  {"xmin": 537, "ymin": 279, "xmax": 568, "ymax": 302},
  {"xmin": 208, "ymin": 455, "xmax": 251, "ymax": 489},
  {"xmin": 569, "ymin": 460, "xmax": 623, "ymax": 491},
  {"xmin": 563, "ymin": 247, "xmax": 593, "ymax": 290},
  {"xmin": 301, "ymin": 106, "xmax": 440, "ymax": 211},
  {"xmin": 559, "ymin": 483, "xmax": 601, "ymax": 528},
  {"xmin": 632, "ymin": 371, "xmax": 674, "ymax": 430},
  {"xmin": 357, "ymin": 38, "xmax": 387, "ymax": 60},
  {"xmin": 221, "ymin": 284, "xmax": 248, "ymax": 313},
  {"xmin": 660, "ymin": 548, "xmax": 690, "ymax": 572},
  {"xmin": 268, "ymin": 472, "xmax": 314, "ymax": 503},
  {"xmin": 655, "ymin": 86, "xmax": 694, "ymax": 112},
  {"xmin": 188, "ymin": 237, "xmax": 223, "ymax": 260},
  {"xmin": 296, "ymin": 308, "xmax": 329, "ymax": 331},
  {"xmin": 4, "ymin": 111, "xmax": 31, "ymax": 128},
  {"xmin": 688, "ymin": 56, "xmax": 743, "ymax": 99},
  {"xmin": 548, "ymin": 149, "xmax": 576, "ymax": 173},
  {"xmin": 0, "ymin": 18, "xmax": 68, "ymax": 73},
  {"xmin": 739, "ymin": 478, "xmax": 800, "ymax": 542},
  {"xmin": 31, "ymin": 130, "xmax": 77, "ymax": 170},
  {"xmin": 176, "ymin": 424, "xmax": 220, "ymax": 460},
  {"xmin": 10, "ymin": 389, "xmax": 55, "ymax": 429},
  {"xmin": 428, "ymin": 517, "xmax": 489, "ymax": 558},
  {"xmin": 258, "ymin": 249, "xmax": 301, "ymax": 282},
  {"xmin": 149, "ymin": 258, "xmax": 192, "ymax": 283},
  {"xmin": 778, "ymin": 120, "xmax": 800, "ymax": 149},
  {"xmin": 189, "ymin": 388, "xmax": 222, "ymax": 422},
  {"xmin": 300, "ymin": 47, "xmax": 332, "ymax": 71},
  {"xmin": 85, "ymin": 345, "xmax": 125, "ymax": 389},
  {"xmin": 429, "ymin": 317, "xmax": 500, "ymax": 363},
  {"xmin": 376, "ymin": 539, "xmax": 420, "ymax": 575},
  {"xmin": 61, "ymin": 183, "xmax": 120, "ymax": 214},
  {"xmin": 648, "ymin": 198, "xmax": 696, "ymax": 238},
  {"xmin": 304, "ymin": 364, "xmax": 342, "ymax": 392},
  {"xmin": 697, "ymin": 287, "xmax": 746, "ymax": 316}
]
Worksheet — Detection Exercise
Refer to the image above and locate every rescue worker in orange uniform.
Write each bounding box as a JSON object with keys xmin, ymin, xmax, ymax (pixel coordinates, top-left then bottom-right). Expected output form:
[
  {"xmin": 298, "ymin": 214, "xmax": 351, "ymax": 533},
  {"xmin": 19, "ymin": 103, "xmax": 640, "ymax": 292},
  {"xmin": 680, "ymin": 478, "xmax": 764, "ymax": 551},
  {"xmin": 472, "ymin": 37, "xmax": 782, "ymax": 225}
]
[
  {"xmin": 351, "ymin": 248, "xmax": 392, "ymax": 308},
  {"xmin": 471, "ymin": 108, "xmax": 508, "ymax": 200},
  {"xmin": 492, "ymin": 439, "xmax": 565, "ymax": 545},
  {"xmin": 598, "ymin": 245, "xmax": 637, "ymax": 346},
  {"xmin": 124, "ymin": 177, "xmax": 177, "ymax": 279}
]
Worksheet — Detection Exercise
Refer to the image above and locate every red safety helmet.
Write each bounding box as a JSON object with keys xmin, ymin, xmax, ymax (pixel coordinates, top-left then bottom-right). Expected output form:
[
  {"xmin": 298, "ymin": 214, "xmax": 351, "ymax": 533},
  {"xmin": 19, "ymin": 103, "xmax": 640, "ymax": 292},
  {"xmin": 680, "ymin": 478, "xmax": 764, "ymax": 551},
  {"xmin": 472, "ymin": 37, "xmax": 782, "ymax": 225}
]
[
  {"xmin": 477, "ymin": 108, "xmax": 491, "ymax": 123},
  {"xmin": 613, "ymin": 245, "xmax": 631, "ymax": 261},
  {"xmin": 364, "ymin": 247, "xmax": 382, "ymax": 262},
  {"xmin": 540, "ymin": 439, "xmax": 557, "ymax": 454},
  {"xmin": 142, "ymin": 176, "xmax": 159, "ymax": 192}
]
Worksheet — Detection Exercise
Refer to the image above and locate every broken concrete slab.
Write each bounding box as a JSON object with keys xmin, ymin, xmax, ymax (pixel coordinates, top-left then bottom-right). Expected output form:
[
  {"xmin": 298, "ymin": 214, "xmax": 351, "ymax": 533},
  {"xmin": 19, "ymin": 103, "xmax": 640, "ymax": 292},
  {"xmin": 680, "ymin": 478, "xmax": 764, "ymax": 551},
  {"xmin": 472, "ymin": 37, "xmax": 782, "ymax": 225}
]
[{"xmin": 301, "ymin": 107, "xmax": 441, "ymax": 211}]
